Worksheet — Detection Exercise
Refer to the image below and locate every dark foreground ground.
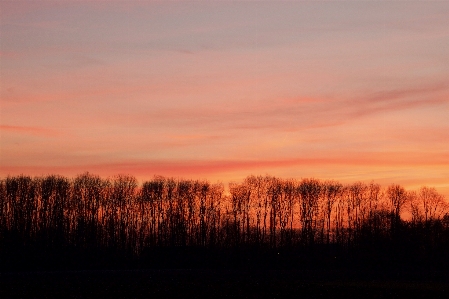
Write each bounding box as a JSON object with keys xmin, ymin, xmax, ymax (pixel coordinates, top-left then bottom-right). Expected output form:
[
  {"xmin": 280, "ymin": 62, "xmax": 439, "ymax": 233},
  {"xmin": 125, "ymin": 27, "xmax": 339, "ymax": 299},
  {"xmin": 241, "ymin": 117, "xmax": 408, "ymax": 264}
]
[{"xmin": 1, "ymin": 269, "xmax": 448, "ymax": 299}]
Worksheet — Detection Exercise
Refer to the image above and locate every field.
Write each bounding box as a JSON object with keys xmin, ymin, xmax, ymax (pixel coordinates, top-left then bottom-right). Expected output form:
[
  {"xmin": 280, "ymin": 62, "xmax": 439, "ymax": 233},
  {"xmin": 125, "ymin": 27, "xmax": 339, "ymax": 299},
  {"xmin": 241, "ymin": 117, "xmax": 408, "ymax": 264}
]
[{"xmin": 1, "ymin": 269, "xmax": 448, "ymax": 298}]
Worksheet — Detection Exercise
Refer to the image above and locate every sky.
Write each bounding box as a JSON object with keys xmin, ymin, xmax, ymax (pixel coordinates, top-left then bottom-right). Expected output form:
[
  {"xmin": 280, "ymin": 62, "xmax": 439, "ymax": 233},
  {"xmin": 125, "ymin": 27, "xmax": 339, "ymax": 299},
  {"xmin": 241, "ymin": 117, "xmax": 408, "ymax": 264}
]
[{"xmin": 1, "ymin": 1, "xmax": 448, "ymax": 197}]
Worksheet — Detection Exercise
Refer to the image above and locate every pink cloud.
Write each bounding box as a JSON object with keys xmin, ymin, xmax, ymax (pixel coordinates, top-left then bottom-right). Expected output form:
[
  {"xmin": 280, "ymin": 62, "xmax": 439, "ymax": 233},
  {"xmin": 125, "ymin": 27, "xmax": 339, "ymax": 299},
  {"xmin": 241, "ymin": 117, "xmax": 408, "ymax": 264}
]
[
  {"xmin": 107, "ymin": 82, "xmax": 448, "ymax": 134},
  {"xmin": 3, "ymin": 151, "xmax": 447, "ymax": 178},
  {"xmin": 347, "ymin": 84, "xmax": 449, "ymax": 119},
  {"xmin": 0, "ymin": 51, "xmax": 20, "ymax": 59},
  {"xmin": 0, "ymin": 125, "xmax": 59, "ymax": 137}
]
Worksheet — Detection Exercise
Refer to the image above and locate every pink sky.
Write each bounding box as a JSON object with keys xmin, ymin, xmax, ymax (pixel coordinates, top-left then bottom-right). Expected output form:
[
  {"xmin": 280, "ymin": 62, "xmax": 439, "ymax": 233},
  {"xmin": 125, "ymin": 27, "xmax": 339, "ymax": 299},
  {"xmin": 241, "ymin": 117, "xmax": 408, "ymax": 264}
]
[{"xmin": 1, "ymin": 2, "xmax": 448, "ymax": 197}]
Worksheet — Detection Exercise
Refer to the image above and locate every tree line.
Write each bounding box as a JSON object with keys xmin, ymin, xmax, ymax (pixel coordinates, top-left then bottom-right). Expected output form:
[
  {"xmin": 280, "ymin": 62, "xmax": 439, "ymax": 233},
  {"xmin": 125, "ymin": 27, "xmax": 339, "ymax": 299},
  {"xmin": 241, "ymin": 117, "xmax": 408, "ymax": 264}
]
[{"xmin": 1, "ymin": 173, "xmax": 449, "ymax": 269}]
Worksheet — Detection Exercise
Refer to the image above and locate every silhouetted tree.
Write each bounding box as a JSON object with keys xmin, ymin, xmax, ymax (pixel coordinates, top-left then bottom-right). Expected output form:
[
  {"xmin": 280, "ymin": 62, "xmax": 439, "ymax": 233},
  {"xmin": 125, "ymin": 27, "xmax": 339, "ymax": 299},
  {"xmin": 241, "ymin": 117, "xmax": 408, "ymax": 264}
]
[{"xmin": 1, "ymin": 173, "xmax": 448, "ymax": 270}]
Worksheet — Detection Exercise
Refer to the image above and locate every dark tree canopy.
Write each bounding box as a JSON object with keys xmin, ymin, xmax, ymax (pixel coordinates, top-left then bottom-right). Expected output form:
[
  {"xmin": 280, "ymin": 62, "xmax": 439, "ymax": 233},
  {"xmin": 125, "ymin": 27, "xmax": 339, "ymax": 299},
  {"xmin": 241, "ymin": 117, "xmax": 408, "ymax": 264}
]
[{"xmin": 1, "ymin": 173, "xmax": 448, "ymax": 270}]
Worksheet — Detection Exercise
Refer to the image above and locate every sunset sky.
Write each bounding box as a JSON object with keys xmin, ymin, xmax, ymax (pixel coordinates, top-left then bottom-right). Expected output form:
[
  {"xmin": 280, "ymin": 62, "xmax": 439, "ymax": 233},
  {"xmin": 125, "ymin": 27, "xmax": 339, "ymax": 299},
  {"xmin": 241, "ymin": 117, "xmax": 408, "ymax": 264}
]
[{"xmin": 1, "ymin": 1, "xmax": 448, "ymax": 196}]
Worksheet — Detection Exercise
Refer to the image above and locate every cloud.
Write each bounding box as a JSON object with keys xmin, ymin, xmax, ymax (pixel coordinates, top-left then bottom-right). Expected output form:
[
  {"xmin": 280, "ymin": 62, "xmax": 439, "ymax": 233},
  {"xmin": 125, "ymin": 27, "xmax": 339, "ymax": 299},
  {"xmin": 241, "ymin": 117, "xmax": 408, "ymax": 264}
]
[
  {"xmin": 0, "ymin": 51, "xmax": 20, "ymax": 59},
  {"xmin": 346, "ymin": 83, "xmax": 449, "ymax": 119},
  {"xmin": 3, "ymin": 150, "xmax": 447, "ymax": 178},
  {"xmin": 0, "ymin": 125, "xmax": 59, "ymax": 137},
  {"xmin": 110, "ymin": 82, "xmax": 448, "ymax": 135}
]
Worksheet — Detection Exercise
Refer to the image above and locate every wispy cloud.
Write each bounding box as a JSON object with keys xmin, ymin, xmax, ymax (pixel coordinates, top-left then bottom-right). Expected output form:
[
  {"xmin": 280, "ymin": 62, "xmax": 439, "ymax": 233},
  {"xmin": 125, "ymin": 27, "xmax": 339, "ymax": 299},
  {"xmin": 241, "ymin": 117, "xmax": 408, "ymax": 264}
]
[
  {"xmin": 346, "ymin": 83, "xmax": 449, "ymax": 119},
  {"xmin": 4, "ymin": 150, "xmax": 447, "ymax": 178},
  {"xmin": 0, "ymin": 125, "xmax": 59, "ymax": 137},
  {"xmin": 111, "ymin": 82, "xmax": 448, "ymax": 134}
]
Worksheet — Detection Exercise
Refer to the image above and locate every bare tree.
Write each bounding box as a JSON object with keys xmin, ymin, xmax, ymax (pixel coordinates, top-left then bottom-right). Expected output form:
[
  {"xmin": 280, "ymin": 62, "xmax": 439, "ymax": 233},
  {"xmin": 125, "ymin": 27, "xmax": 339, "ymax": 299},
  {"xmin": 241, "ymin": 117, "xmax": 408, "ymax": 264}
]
[
  {"xmin": 298, "ymin": 178, "xmax": 321, "ymax": 246},
  {"xmin": 419, "ymin": 187, "xmax": 447, "ymax": 222},
  {"xmin": 387, "ymin": 184, "xmax": 407, "ymax": 236},
  {"xmin": 322, "ymin": 181, "xmax": 342, "ymax": 244}
]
